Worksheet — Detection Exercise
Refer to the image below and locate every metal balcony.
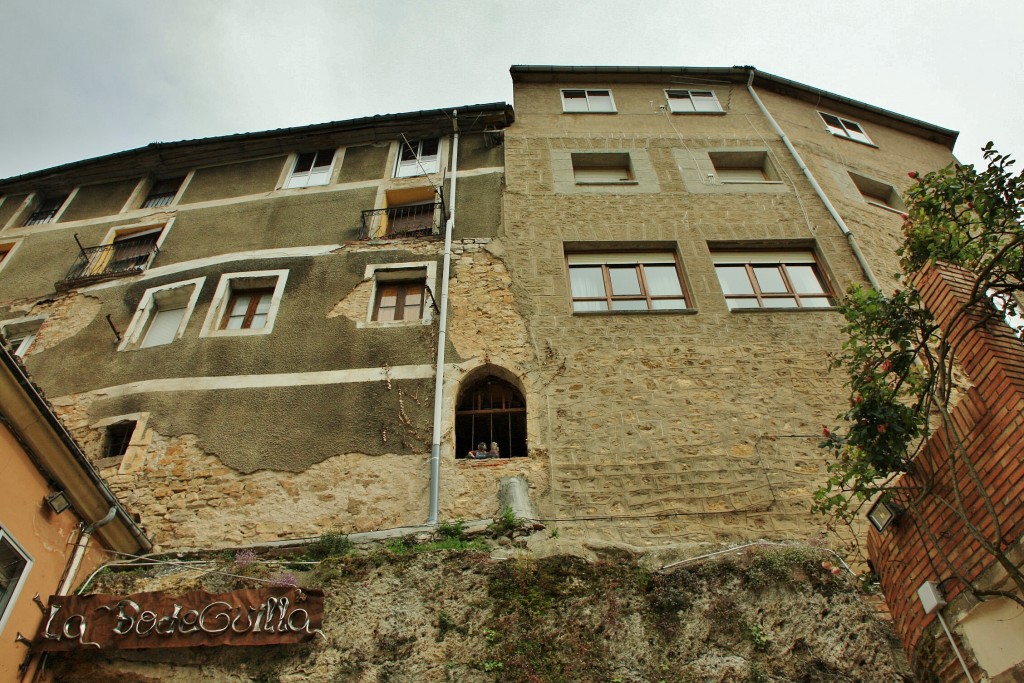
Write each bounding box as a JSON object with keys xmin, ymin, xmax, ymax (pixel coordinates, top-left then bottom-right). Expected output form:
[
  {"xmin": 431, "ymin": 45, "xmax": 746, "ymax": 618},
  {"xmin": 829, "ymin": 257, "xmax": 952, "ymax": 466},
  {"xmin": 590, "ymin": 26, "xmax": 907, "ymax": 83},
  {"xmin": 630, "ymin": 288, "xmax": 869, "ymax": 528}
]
[
  {"xmin": 358, "ymin": 201, "xmax": 443, "ymax": 240},
  {"xmin": 57, "ymin": 241, "xmax": 159, "ymax": 291}
]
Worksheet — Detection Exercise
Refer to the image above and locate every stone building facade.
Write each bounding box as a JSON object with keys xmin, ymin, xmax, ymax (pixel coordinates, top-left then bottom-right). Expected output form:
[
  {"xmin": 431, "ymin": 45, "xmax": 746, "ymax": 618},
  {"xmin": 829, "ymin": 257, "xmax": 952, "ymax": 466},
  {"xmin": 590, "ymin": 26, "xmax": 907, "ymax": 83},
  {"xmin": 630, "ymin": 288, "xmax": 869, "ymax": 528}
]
[{"xmin": 0, "ymin": 68, "xmax": 958, "ymax": 552}]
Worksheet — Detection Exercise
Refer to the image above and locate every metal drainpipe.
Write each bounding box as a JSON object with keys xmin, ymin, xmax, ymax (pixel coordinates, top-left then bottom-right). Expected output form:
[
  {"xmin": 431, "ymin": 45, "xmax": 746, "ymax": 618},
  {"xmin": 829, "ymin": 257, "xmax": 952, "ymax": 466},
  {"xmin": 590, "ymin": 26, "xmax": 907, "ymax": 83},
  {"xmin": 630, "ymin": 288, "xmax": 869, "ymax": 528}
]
[
  {"xmin": 56, "ymin": 506, "xmax": 117, "ymax": 596},
  {"xmin": 745, "ymin": 70, "xmax": 882, "ymax": 291},
  {"xmin": 427, "ymin": 110, "xmax": 459, "ymax": 525}
]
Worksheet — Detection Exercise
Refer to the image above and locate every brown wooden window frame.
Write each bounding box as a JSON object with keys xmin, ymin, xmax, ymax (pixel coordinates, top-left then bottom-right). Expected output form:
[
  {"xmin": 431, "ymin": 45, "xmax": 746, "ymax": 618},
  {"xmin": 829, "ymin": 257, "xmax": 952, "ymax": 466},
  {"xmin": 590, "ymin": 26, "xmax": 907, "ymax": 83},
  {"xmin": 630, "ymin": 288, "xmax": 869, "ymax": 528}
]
[
  {"xmin": 220, "ymin": 287, "xmax": 275, "ymax": 330},
  {"xmin": 567, "ymin": 251, "xmax": 689, "ymax": 313},
  {"xmin": 372, "ymin": 279, "xmax": 426, "ymax": 322},
  {"xmin": 712, "ymin": 251, "xmax": 834, "ymax": 310}
]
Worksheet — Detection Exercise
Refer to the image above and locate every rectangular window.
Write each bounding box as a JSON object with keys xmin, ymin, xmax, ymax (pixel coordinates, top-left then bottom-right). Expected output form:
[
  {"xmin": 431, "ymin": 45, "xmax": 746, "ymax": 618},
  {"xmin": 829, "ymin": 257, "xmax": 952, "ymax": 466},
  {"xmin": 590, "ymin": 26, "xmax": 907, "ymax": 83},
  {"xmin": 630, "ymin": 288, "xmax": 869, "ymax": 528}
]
[
  {"xmin": 394, "ymin": 139, "xmax": 440, "ymax": 178},
  {"xmin": 201, "ymin": 270, "xmax": 288, "ymax": 338},
  {"xmin": 109, "ymin": 227, "xmax": 162, "ymax": 272},
  {"xmin": 285, "ymin": 149, "xmax": 336, "ymax": 188},
  {"xmin": 819, "ymin": 112, "xmax": 873, "ymax": 145},
  {"xmin": 141, "ymin": 177, "xmax": 184, "ymax": 208},
  {"xmin": 2, "ymin": 318, "xmax": 44, "ymax": 358},
  {"xmin": 713, "ymin": 251, "xmax": 833, "ymax": 310},
  {"xmin": 0, "ymin": 529, "xmax": 32, "ymax": 633},
  {"xmin": 24, "ymin": 193, "xmax": 68, "ymax": 225},
  {"xmin": 709, "ymin": 151, "xmax": 777, "ymax": 184},
  {"xmin": 666, "ymin": 89, "xmax": 723, "ymax": 113},
  {"xmin": 561, "ymin": 89, "xmax": 616, "ymax": 113},
  {"xmin": 119, "ymin": 278, "xmax": 203, "ymax": 351},
  {"xmin": 567, "ymin": 252, "xmax": 688, "ymax": 312},
  {"xmin": 141, "ymin": 304, "xmax": 187, "ymax": 348},
  {"xmin": 373, "ymin": 280, "xmax": 426, "ymax": 322},
  {"xmin": 104, "ymin": 421, "xmax": 137, "ymax": 457},
  {"xmin": 571, "ymin": 152, "xmax": 634, "ymax": 184},
  {"xmin": 848, "ymin": 172, "xmax": 906, "ymax": 213},
  {"xmin": 221, "ymin": 288, "xmax": 274, "ymax": 330}
]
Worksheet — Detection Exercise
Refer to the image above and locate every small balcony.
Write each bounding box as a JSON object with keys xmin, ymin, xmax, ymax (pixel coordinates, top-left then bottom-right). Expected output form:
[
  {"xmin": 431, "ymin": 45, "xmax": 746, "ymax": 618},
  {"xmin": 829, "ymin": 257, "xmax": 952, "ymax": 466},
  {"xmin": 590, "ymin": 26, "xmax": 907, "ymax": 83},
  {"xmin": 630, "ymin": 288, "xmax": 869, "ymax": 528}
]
[
  {"xmin": 358, "ymin": 201, "xmax": 443, "ymax": 240},
  {"xmin": 57, "ymin": 240, "xmax": 160, "ymax": 291}
]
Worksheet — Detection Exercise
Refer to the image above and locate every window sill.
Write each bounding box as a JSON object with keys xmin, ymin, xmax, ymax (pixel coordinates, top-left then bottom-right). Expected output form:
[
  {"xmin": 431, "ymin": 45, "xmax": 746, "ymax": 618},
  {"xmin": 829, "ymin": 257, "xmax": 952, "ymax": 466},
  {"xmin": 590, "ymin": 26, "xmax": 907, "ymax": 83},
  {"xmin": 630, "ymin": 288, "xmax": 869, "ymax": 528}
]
[
  {"xmin": 671, "ymin": 110, "xmax": 727, "ymax": 116},
  {"xmin": 457, "ymin": 456, "xmax": 528, "ymax": 466},
  {"xmin": 561, "ymin": 110, "xmax": 618, "ymax": 115},
  {"xmin": 718, "ymin": 180, "xmax": 785, "ymax": 185},
  {"xmin": 572, "ymin": 307, "xmax": 698, "ymax": 316},
  {"xmin": 574, "ymin": 180, "xmax": 639, "ymax": 186},
  {"xmin": 727, "ymin": 306, "xmax": 837, "ymax": 313},
  {"xmin": 865, "ymin": 201, "xmax": 906, "ymax": 215},
  {"xmin": 827, "ymin": 132, "xmax": 879, "ymax": 149}
]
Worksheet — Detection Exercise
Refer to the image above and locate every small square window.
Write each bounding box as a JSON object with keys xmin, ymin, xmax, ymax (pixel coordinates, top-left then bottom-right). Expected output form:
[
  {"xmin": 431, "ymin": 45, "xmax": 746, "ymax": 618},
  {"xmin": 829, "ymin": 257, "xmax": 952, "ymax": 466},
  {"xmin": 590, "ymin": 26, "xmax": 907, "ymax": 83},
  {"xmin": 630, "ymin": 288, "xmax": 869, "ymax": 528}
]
[
  {"xmin": 373, "ymin": 280, "xmax": 426, "ymax": 322},
  {"xmin": 24, "ymin": 193, "xmax": 69, "ymax": 226},
  {"xmin": 819, "ymin": 112, "xmax": 873, "ymax": 145},
  {"xmin": 666, "ymin": 89, "xmax": 723, "ymax": 113},
  {"xmin": 394, "ymin": 139, "xmax": 440, "ymax": 178},
  {"xmin": 0, "ymin": 530, "xmax": 32, "ymax": 632},
  {"xmin": 201, "ymin": 270, "xmax": 289, "ymax": 338},
  {"xmin": 561, "ymin": 89, "xmax": 616, "ymax": 113},
  {"xmin": 141, "ymin": 177, "xmax": 185, "ymax": 208},
  {"xmin": 285, "ymin": 149, "xmax": 336, "ymax": 188},
  {"xmin": 1, "ymin": 317, "xmax": 44, "ymax": 358},
  {"xmin": 360, "ymin": 262, "xmax": 437, "ymax": 328},
  {"xmin": 849, "ymin": 172, "xmax": 906, "ymax": 213},
  {"xmin": 571, "ymin": 153, "xmax": 634, "ymax": 184},
  {"xmin": 567, "ymin": 252, "xmax": 689, "ymax": 313},
  {"xmin": 709, "ymin": 151, "xmax": 778, "ymax": 184},
  {"xmin": 120, "ymin": 278, "xmax": 203, "ymax": 351},
  {"xmin": 104, "ymin": 421, "xmax": 137, "ymax": 458},
  {"xmin": 712, "ymin": 250, "xmax": 834, "ymax": 310}
]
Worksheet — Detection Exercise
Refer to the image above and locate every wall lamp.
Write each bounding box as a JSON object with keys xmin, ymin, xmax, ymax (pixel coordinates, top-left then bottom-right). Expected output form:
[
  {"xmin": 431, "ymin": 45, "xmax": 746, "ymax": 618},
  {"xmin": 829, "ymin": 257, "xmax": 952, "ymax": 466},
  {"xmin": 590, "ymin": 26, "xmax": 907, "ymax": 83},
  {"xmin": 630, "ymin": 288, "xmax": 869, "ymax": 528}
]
[
  {"xmin": 867, "ymin": 495, "xmax": 903, "ymax": 532},
  {"xmin": 44, "ymin": 490, "xmax": 71, "ymax": 514}
]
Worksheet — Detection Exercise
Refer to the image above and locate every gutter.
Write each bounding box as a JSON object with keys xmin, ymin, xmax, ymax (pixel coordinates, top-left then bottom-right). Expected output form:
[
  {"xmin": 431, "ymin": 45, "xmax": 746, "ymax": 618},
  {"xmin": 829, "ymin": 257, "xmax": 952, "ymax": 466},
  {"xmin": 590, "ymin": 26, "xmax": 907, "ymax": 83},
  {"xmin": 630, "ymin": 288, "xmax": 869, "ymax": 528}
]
[
  {"xmin": 745, "ymin": 69, "xmax": 882, "ymax": 291},
  {"xmin": 0, "ymin": 346, "xmax": 151, "ymax": 552},
  {"xmin": 427, "ymin": 110, "xmax": 460, "ymax": 525}
]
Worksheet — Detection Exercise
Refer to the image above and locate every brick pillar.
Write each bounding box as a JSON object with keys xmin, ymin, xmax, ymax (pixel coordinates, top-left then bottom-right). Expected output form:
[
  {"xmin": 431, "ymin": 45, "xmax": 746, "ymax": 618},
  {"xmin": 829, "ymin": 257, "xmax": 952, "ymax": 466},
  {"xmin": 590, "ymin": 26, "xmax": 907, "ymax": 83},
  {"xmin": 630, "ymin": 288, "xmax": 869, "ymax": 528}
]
[{"xmin": 913, "ymin": 262, "xmax": 1024, "ymax": 411}]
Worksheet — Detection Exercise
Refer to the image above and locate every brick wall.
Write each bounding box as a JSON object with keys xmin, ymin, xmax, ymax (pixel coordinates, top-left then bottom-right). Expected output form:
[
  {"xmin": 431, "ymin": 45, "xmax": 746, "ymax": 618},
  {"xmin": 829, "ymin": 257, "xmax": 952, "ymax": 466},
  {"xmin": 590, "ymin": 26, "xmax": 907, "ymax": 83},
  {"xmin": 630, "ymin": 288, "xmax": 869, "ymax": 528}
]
[{"xmin": 868, "ymin": 262, "xmax": 1024, "ymax": 655}]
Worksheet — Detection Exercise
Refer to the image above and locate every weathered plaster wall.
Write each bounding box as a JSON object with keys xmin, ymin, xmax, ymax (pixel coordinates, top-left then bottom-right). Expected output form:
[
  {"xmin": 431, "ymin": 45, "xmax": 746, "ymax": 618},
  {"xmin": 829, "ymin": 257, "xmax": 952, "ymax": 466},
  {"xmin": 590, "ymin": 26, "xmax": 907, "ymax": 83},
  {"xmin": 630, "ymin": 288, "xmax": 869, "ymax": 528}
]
[
  {"xmin": 0, "ymin": 193, "xmax": 29, "ymax": 227},
  {"xmin": 59, "ymin": 179, "xmax": 137, "ymax": 222},
  {"xmin": 180, "ymin": 156, "xmax": 286, "ymax": 204},
  {"xmin": 336, "ymin": 143, "xmax": 390, "ymax": 183}
]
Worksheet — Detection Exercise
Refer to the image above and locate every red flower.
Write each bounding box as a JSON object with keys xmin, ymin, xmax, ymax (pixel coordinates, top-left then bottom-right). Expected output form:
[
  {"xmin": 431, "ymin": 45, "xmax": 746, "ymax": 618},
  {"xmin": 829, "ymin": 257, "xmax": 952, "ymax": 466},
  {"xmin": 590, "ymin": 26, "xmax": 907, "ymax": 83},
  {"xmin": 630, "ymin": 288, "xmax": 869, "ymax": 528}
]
[
  {"xmin": 822, "ymin": 426, "xmax": 831, "ymax": 437},
  {"xmin": 877, "ymin": 424, "xmax": 887, "ymax": 434},
  {"xmin": 880, "ymin": 359, "xmax": 893, "ymax": 372},
  {"xmin": 908, "ymin": 171, "xmax": 919, "ymax": 179}
]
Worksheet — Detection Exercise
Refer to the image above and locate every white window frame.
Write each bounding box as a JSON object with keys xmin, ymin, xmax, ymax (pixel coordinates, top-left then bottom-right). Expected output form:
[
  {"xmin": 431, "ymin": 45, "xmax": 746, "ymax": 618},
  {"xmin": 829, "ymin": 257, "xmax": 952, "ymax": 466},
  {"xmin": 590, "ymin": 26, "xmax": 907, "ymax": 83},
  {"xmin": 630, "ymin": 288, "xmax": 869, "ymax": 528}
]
[
  {"xmin": 393, "ymin": 139, "xmax": 441, "ymax": 178},
  {"xmin": 1, "ymin": 316, "xmax": 46, "ymax": 358},
  {"xmin": 819, "ymin": 112, "xmax": 873, "ymax": 145},
  {"xmin": 0, "ymin": 239, "xmax": 22, "ymax": 273},
  {"xmin": 712, "ymin": 250, "xmax": 834, "ymax": 310},
  {"xmin": 284, "ymin": 149, "xmax": 338, "ymax": 189},
  {"xmin": 119, "ymin": 277, "xmax": 205, "ymax": 351},
  {"xmin": 665, "ymin": 89, "xmax": 723, "ymax": 114},
  {"xmin": 360, "ymin": 261, "xmax": 438, "ymax": 328},
  {"xmin": 23, "ymin": 190, "xmax": 73, "ymax": 226},
  {"xmin": 0, "ymin": 526, "xmax": 33, "ymax": 635},
  {"xmin": 560, "ymin": 89, "xmax": 617, "ymax": 113},
  {"xmin": 200, "ymin": 269, "xmax": 289, "ymax": 338}
]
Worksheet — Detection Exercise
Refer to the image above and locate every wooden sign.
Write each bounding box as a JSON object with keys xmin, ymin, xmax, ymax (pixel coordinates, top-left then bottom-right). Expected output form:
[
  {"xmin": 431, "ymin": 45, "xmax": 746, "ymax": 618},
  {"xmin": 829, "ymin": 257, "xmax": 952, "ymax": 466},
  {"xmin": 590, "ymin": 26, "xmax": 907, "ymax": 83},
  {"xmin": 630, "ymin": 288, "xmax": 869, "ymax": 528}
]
[{"xmin": 33, "ymin": 587, "xmax": 324, "ymax": 651}]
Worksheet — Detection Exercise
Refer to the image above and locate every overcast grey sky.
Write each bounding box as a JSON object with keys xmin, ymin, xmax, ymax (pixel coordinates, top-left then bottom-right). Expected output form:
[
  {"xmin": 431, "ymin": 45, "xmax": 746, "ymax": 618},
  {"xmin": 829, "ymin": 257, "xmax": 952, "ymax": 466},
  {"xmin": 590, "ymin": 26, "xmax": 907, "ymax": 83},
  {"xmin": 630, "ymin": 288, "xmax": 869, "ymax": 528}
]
[{"xmin": 1, "ymin": 1, "xmax": 1020, "ymax": 180}]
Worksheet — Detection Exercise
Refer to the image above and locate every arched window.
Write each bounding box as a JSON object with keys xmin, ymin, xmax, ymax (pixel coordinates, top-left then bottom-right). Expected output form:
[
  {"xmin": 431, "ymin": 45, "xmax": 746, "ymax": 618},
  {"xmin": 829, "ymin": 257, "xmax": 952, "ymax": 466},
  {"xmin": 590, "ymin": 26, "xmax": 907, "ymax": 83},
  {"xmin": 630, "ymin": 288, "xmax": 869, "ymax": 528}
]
[{"xmin": 455, "ymin": 376, "xmax": 527, "ymax": 459}]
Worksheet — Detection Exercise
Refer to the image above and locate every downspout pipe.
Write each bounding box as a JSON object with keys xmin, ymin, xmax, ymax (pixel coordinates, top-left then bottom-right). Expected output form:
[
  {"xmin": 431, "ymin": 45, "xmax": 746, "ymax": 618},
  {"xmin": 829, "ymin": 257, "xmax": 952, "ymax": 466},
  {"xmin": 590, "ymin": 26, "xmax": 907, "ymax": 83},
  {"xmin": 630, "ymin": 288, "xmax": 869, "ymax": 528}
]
[
  {"xmin": 57, "ymin": 506, "xmax": 117, "ymax": 596},
  {"xmin": 427, "ymin": 110, "xmax": 459, "ymax": 525},
  {"xmin": 745, "ymin": 70, "xmax": 882, "ymax": 291}
]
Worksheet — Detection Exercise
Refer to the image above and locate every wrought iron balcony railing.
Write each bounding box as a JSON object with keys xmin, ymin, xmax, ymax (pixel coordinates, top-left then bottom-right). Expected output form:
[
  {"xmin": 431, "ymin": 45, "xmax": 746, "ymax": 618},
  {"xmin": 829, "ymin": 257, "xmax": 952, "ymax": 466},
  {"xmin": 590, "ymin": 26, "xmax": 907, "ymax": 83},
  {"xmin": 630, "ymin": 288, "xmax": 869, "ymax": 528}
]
[
  {"xmin": 358, "ymin": 201, "xmax": 443, "ymax": 240},
  {"xmin": 58, "ymin": 240, "xmax": 160, "ymax": 290}
]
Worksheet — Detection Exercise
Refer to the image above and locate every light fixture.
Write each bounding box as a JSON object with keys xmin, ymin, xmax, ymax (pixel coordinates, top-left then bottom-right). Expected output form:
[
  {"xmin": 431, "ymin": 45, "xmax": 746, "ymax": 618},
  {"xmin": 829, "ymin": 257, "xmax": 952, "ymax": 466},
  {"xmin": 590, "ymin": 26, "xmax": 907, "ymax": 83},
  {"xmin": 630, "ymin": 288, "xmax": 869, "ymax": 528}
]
[
  {"xmin": 867, "ymin": 495, "xmax": 903, "ymax": 532},
  {"xmin": 44, "ymin": 490, "xmax": 71, "ymax": 514}
]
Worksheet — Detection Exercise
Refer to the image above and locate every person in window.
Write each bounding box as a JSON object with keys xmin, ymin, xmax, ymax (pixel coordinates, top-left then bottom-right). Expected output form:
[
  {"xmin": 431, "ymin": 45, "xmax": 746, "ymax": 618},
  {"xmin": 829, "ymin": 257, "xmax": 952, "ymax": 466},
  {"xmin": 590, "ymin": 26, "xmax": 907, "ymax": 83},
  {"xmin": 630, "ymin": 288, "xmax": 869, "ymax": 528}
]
[
  {"xmin": 490, "ymin": 442, "xmax": 501, "ymax": 458},
  {"xmin": 469, "ymin": 442, "xmax": 492, "ymax": 459}
]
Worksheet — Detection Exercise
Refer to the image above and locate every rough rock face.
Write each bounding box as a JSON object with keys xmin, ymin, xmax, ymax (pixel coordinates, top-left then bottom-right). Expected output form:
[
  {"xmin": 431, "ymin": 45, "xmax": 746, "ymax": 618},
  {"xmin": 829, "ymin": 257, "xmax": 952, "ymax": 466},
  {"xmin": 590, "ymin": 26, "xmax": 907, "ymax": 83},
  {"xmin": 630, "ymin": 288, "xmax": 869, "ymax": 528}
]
[{"xmin": 51, "ymin": 542, "xmax": 909, "ymax": 682}]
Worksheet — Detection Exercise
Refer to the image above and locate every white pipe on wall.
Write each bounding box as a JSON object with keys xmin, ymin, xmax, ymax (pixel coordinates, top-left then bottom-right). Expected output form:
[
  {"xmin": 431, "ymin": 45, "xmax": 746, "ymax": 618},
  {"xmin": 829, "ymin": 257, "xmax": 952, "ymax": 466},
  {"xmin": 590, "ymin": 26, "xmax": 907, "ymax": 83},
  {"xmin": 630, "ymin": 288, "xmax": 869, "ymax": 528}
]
[
  {"xmin": 428, "ymin": 111, "xmax": 459, "ymax": 525},
  {"xmin": 745, "ymin": 70, "xmax": 882, "ymax": 291}
]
